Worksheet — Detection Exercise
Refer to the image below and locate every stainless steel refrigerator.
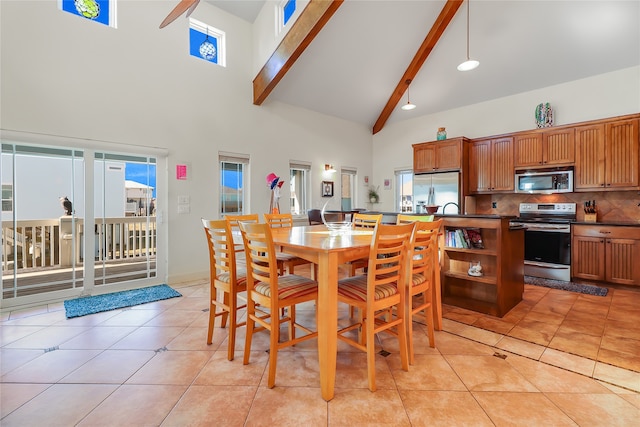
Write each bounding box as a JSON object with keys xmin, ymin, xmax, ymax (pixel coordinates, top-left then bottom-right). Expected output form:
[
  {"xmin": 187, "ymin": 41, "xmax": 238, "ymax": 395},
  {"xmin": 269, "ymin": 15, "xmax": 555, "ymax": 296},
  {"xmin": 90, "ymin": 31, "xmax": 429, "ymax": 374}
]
[{"xmin": 413, "ymin": 171, "xmax": 460, "ymax": 214}]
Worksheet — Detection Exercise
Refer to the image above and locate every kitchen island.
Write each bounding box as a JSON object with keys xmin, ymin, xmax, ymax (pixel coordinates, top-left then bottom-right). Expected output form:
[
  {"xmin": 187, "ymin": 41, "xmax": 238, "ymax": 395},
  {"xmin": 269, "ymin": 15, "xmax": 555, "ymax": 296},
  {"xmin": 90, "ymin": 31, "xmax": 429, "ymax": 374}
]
[{"xmin": 439, "ymin": 215, "xmax": 524, "ymax": 317}]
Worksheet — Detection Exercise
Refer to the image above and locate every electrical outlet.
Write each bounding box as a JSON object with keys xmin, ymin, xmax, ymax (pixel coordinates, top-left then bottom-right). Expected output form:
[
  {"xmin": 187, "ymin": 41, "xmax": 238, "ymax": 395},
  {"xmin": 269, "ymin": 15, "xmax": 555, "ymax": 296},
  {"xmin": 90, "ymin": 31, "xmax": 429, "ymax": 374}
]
[{"xmin": 492, "ymin": 201, "xmax": 497, "ymax": 209}]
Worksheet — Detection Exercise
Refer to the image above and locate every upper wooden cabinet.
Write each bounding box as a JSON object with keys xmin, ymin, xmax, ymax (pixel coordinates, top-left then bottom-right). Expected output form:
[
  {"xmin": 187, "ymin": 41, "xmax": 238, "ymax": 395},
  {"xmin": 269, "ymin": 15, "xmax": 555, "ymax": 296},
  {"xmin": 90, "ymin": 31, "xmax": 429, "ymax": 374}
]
[
  {"xmin": 575, "ymin": 118, "xmax": 639, "ymax": 191},
  {"xmin": 468, "ymin": 137, "xmax": 514, "ymax": 193},
  {"xmin": 413, "ymin": 138, "xmax": 466, "ymax": 173},
  {"xmin": 514, "ymin": 128, "xmax": 575, "ymax": 168}
]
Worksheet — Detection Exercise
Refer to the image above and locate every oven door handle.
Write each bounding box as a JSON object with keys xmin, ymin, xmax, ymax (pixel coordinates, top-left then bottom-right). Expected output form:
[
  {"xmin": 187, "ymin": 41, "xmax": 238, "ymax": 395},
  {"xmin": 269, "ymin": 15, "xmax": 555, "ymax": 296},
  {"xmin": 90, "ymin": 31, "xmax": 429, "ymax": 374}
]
[
  {"xmin": 523, "ymin": 225, "xmax": 570, "ymax": 232},
  {"xmin": 525, "ymin": 261, "xmax": 570, "ymax": 269}
]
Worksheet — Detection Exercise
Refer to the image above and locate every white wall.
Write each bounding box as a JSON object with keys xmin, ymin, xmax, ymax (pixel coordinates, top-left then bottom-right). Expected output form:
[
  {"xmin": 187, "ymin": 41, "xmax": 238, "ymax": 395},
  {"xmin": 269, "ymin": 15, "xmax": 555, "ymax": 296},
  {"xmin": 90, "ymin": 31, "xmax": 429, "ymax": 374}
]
[
  {"xmin": 0, "ymin": 1, "xmax": 372, "ymax": 284},
  {"xmin": 252, "ymin": 0, "xmax": 309, "ymax": 76},
  {"xmin": 372, "ymin": 66, "xmax": 640, "ymax": 212}
]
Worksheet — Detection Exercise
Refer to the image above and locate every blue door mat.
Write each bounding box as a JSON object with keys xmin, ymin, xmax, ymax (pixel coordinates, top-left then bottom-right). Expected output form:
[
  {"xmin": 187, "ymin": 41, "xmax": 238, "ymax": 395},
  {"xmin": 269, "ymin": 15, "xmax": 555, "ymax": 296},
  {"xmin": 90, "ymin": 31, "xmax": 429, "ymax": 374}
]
[{"xmin": 64, "ymin": 284, "xmax": 182, "ymax": 318}]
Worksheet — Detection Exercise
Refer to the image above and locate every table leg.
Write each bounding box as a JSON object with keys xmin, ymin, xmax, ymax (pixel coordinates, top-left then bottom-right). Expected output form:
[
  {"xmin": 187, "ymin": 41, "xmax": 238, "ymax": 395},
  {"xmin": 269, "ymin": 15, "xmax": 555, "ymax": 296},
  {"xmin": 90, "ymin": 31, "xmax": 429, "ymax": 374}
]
[{"xmin": 317, "ymin": 251, "xmax": 338, "ymax": 401}]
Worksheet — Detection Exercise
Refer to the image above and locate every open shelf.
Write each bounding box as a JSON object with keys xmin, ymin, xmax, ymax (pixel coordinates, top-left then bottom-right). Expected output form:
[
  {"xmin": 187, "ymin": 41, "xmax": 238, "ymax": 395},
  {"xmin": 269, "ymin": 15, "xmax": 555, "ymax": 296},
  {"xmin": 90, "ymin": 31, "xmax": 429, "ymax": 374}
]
[{"xmin": 440, "ymin": 216, "xmax": 524, "ymax": 317}]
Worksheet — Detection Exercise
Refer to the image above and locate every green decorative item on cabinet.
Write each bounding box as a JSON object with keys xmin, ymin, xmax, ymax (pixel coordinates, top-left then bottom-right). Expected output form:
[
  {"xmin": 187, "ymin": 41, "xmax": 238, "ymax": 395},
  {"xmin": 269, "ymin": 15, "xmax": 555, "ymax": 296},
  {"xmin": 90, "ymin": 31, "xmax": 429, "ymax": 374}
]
[{"xmin": 437, "ymin": 127, "xmax": 447, "ymax": 140}]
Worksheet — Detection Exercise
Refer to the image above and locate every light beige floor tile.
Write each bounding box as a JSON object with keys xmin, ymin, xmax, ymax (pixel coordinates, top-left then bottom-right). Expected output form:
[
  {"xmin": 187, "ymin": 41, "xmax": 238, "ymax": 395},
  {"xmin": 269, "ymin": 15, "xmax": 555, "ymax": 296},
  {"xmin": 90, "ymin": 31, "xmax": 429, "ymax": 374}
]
[
  {"xmin": 0, "ymin": 383, "xmax": 50, "ymax": 417},
  {"xmin": 472, "ymin": 391, "xmax": 577, "ymax": 426},
  {"xmin": 245, "ymin": 386, "xmax": 327, "ymax": 427},
  {"xmin": 142, "ymin": 308, "xmax": 203, "ymax": 327},
  {"xmin": 400, "ymin": 390, "xmax": 494, "ymax": 426},
  {"xmin": 194, "ymin": 350, "xmax": 267, "ymax": 386},
  {"xmin": 55, "ymin": 309, "xmax": 121, "ymax": 326},
  {"xmin": 0, "ymin": 348, "xmax": 45, "ymax": 375},
  {"xmin": 548, "ymin": 329, "xmax": 602, "ymax": 359},
  {"xmin": 390, "ymin": 354, "xmax": 467, "ymax": 391},
  {"xmin": 162, "ymin": 384, "xmax": 255, "ymax": 426},
  {"xmin": 505, "ymin": 353, "xmax": 611, "ymax": 393},
  {"xmin": 166, "ymin": 325, "xmax": 225, "ymax": 351},
  {"xmin": 0, "ymin": 383, "xmax": 118, "ymax": 426},
  {"xmin": 454, "ymin": 323, "xmax": 504, "ymax": 347},
  {"xmin": 328, "ymin": 388, "xmax": 410, "ymax": 426},
  {"xmin": 97, "ymin": 308, "xmax": 162, "ymax": 326},
  {"xmin": 108, "ymin": 326, "xmax": 185, "ymax": 350},
  {"xmin": 0, "ymin": 325, "xmax": 46, "ymax": 347},
  {"xmin": 593, "ymin": 362, "xmax": 640, "ymax": 393},
  {"xmin": 3, "ymin": 325, "xmax": 90, "ymax": 349},
  {"xmin": 434, "ymin": 331, "xmax": 496, "ymax": 356},
  {"xmin": 495, "ymin": 336, "xmax": 545, "ymax": 360},
  {"xmin": 472, "ymin": 315, "xmax": 517, "ymax": 335},
  {"xmin": 540, "ymin": 347, "xmax": 596, "ymax": 377},
  {"xmin": 60, "ymin": 349, "xmax": 155, "ymax": 383},
  {"xmin": 125, "ymin": 349, "xmax": 211, "ymax": 385},
  {"xmin": 546, "ymin": 392, "xmax": 640, "ymax": 426},
  {"xmin": 78, "ymin": 384, "xmax": 187, "ymax": 426},
  {"xmin": 256, "ymin": 350, "xmax": 320, "ymax": 388},
  {"xmin": 333, "ymin": 350, "xmax": 397, "ymax": 390},
  {"xmin": 444, "ymin": 355, "xmax": 538, "ymax": 392},
  {"xmin": 1, "ymin": 349, "xmax": 101, "ymax": 383},
  {"xmin": 5, "ymin": 310, "xmax": 69, "ymax": 326},
  {"xmin": 507, "ymin": 318, "xmax": 560, "ymax": 346},
  {"xmin": 619, "ymin": 393, "xmax": 640, "ymax": 409},
  {"xmin": 58, "ymin": 326, "xmax": 137, "ymax": 350}
]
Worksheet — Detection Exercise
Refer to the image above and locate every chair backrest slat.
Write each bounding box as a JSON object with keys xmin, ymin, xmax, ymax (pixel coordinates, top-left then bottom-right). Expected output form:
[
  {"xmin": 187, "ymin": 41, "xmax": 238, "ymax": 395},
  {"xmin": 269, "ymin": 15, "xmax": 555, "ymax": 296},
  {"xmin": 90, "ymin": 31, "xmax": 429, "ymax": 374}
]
[
  {"xmin": 202, "ymin": 218, "xmax": 237, "ymax": 283},
  {"xmin": 353, "ymin": 213, "xmax": 383, "ymax": 229},
  {"xmin": 264, "ymin": 213, "xmax": 294, "ymax": 228},
  {"xmin": 367, "ymin": 222, "xmax": 415, "ymax": 293}
]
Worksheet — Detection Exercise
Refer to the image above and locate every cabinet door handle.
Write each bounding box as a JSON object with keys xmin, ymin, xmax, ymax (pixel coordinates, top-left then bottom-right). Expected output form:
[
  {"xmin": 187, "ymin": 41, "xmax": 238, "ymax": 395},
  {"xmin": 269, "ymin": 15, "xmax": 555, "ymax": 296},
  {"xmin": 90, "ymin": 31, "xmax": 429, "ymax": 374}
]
[{"xmin": 599, "ymin": 231, "xmax": 611, "ymax": 234}]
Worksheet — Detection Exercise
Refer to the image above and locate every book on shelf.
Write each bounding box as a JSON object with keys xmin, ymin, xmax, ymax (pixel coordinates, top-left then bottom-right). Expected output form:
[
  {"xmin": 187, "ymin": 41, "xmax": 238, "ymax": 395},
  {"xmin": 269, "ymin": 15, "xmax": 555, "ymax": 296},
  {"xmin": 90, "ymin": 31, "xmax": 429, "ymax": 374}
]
[
  {"xmin": 446, "ymin": 227, "xmax": 484, "ymax": 249},
  {"xmin": 466, "ymin": 228, "xmax": 484, "ymax": 249}
]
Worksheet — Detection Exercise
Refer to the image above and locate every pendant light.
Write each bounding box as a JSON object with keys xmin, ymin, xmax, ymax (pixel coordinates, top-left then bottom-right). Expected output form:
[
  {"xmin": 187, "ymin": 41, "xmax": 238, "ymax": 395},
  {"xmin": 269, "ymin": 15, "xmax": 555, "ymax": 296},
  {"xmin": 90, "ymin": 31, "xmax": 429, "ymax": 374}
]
[
  {"xmin": 457, "ymin": 0, "xmax": 479, "ymax": 71},
  {"xmin": 401, "ymin": 79, "xmax": 416, "ymax": 111}
]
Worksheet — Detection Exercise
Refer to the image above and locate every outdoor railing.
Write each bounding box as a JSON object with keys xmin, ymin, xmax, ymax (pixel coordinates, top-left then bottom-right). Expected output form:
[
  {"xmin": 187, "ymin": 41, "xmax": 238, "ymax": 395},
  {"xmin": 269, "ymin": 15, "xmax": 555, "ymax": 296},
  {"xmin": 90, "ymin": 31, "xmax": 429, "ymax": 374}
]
[{"xmin": 2, "ymin": 216, "xmax": 156, "ymax": 273}]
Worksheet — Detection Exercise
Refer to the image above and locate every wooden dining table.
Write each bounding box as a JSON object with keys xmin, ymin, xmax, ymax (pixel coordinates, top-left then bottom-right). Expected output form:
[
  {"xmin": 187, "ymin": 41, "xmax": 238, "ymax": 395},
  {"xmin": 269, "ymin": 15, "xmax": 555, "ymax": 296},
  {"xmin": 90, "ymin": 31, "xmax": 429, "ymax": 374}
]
[{"xmin": 269, "ymin": 224, "xmax": 443, "ymax": 401}]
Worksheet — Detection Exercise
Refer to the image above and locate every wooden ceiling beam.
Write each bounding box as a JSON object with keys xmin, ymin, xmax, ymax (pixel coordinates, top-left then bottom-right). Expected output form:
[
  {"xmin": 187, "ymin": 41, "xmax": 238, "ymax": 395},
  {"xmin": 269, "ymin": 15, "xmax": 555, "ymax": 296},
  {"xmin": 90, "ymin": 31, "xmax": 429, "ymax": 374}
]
[
  {"xmin": 372, "ymin": 0, "xmax": 464, "ymax": 135},
  {"xmin": 253, "ymin": 0, "xmax": 343, "ymax": 105}
]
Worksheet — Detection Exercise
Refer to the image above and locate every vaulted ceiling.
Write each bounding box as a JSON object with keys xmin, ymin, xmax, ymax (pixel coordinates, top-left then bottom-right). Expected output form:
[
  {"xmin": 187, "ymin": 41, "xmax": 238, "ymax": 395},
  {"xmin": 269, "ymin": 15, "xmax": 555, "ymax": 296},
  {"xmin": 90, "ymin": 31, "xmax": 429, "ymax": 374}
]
[{"xmin": 205, "ymin": 0, "xmax": 640, "ymax": 134}]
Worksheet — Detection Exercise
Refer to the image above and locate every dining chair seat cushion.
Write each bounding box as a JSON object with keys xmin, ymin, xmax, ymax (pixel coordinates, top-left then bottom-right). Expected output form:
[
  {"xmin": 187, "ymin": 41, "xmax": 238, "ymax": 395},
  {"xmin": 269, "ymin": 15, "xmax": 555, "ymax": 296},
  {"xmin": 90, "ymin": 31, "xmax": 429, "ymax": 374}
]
[
  {"xmin": 254, "ymin": 275, "xmax": 318, "ymax": 299},
  {"xmin": 217, "ymin": 268, "xmax": 248, "ymax": 287},
  {"xmin": 410, "ymin": 272, "xmax": 427, "ymax": 286},
  {"xmin": 338, "ymin": 275, "xmax": 398, "ymax": 302}
]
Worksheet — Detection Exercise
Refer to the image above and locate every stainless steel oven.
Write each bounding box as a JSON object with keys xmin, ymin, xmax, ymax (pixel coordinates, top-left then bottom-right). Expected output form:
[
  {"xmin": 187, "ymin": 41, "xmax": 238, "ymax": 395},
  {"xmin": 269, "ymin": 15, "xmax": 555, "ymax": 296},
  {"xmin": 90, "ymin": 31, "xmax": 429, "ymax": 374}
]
[{"xmin": 510, "ymin": 203, "xmax": 576, "ymax": 282}]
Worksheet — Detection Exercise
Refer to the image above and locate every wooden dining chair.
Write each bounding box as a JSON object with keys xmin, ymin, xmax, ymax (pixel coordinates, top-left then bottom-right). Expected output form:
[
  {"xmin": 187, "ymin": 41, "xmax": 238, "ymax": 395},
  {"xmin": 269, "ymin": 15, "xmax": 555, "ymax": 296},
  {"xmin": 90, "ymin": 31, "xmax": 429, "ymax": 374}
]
[
  {"xmin": 337, "ymin": 222, "xmax": 415, "ymax": 392},
  {"xmin": 264, "ymin": 213, "xmax": 313, "ymax": 276},
  {"xmin": 239, "ymin": 221, "xmax": 319, "ymax": 388},
  {"xmin": 405, "ymin": 219, "xmax": 442, "ymax": 363},
  {"xmin": 225, "ymin": 213, "xmax": 260, "ymax": 255},
  {"xmin": 397, "ymin": 214, "xmax": 434, "ymax": 224},
  {"xmin": 347, "ymin": 212, "xmax": 383, "ymax": 276},
  {"xmin": 201, "ymin": 218, "xmax": 247, "ymax": 361}
]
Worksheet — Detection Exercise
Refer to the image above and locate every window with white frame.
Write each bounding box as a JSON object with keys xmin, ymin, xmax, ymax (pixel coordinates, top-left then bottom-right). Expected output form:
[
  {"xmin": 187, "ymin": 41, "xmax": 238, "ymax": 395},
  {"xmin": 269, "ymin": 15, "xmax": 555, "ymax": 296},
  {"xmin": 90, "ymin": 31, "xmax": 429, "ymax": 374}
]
[
  {"xmin": 395, "ymin": 169, "xmax": 413, "ymax": 213},
  {"xmin": 220, "ymin": 153, "xmax": 249, "ymax": 215},
  {"xmin": 59, "ymin": 0, "xmax": 117, "ymax": 27},
  {"xmin": 277, "ymin": 0, "xmax": 296, "ymax": 34},
  {"xmin": 189, "ymin": 19, "xmax": 226, "ymax": 66},
  {"xmin": 341, "ymin": 167, "xmax": 357, "ymax": 211},
  {"xmin": 2, "ymin": 184, "xmax": 12, "ymax": 212},
  {"xmin": 289, "ymin": 161, "xmax": 310, "ymax": 216}
]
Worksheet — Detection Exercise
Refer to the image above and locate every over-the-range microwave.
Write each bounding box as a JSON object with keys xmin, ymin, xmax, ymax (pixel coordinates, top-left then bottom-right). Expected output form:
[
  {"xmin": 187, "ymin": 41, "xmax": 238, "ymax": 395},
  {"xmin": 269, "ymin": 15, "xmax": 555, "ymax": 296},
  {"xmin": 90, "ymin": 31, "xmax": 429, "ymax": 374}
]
[{"xmin": 514, "ymin": 168, "xmax": 573, "ymax": 194}]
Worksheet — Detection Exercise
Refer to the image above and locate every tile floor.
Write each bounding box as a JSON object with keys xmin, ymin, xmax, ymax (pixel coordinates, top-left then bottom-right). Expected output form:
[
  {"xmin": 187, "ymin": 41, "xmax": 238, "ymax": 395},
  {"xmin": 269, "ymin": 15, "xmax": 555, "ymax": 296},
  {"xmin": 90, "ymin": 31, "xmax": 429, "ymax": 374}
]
[{"xmin": 1, "ymin": 268, "xmax": 639, "ymax": 426}]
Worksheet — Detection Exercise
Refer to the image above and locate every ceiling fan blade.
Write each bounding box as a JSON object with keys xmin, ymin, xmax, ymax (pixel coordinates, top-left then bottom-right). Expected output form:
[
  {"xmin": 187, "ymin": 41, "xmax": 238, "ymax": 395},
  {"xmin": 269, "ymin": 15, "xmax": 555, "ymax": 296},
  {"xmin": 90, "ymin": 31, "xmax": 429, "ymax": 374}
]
[
  {"xmin": 159, "ymin": 0, "xmax": 198, "ymax": 29},
  {"xmin": 185, "ymin": 0, "xmax": 201, "ymax": 18}
]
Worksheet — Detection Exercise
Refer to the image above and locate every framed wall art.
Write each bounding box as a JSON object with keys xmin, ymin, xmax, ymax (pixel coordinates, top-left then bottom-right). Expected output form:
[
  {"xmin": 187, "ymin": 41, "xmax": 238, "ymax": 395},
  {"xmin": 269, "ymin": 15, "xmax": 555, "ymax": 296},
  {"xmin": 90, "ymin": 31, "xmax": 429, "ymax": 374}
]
[{"xmin": 322, "ymin": 181, "xmax": 334, "ymax": 197}]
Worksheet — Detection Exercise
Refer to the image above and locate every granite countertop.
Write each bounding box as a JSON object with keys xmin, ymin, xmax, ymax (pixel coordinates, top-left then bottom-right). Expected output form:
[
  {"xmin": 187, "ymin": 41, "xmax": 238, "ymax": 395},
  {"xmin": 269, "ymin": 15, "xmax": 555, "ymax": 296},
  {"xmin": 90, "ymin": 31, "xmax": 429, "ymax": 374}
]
[{"xmin": 572, "ymin": 220, "xmax": 640, "ymax": 227}]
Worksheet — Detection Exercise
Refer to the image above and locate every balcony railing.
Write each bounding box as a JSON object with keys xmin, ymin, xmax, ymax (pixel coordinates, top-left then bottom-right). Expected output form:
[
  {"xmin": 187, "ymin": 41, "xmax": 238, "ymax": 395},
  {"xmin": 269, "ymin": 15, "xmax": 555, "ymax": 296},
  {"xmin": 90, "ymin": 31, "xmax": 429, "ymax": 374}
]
[{"xmin": 2, "ymin": 216, "xmax": 156, "ymax": 273}]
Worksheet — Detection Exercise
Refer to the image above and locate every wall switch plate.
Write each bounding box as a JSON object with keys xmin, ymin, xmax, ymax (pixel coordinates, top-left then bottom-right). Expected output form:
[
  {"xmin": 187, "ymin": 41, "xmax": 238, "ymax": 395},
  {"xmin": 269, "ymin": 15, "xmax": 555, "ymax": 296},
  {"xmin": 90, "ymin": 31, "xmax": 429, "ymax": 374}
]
[
  {"xmin": 178, "ymin": 195, "xmax": 190, "ymax": 204},
  {"xmin": 177, "ymin": 205, "xmax": 190, "ymax": 214}
]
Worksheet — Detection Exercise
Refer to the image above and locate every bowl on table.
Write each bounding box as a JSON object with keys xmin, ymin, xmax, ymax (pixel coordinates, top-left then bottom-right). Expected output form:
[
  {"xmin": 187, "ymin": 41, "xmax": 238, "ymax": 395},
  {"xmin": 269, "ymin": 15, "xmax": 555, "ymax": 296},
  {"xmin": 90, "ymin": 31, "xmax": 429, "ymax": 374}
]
[
  {"xmin": 425, "ymin": 205, "xmax": 440, "ymax": 214},
  {"xmin": 324, "ymin": 221, "xmax": 352, "ymax": 235}
]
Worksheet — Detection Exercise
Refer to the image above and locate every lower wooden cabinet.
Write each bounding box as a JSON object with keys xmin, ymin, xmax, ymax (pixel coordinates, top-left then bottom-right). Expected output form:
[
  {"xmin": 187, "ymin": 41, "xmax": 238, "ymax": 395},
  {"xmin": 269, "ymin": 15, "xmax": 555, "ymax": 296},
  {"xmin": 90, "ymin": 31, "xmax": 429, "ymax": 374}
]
[{"xmin": 572, "ymin": 225, "xmax": 640, "ymax": 286}]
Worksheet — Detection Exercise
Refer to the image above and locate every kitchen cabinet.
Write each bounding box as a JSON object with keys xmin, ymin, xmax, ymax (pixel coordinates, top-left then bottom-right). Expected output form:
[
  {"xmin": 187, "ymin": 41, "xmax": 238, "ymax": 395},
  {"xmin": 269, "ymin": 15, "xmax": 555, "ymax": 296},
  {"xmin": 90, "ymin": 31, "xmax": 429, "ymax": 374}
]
[
  {"xmin": 413, "ymin": 138, "xmax": 466, "ymax": 173},
  {"xmin": 441, "ymin": 216, "xmax": 524, "ymax": 317},
  {"xmin": 468, "ymin": 137, "xmax": 514, "ymax": 193},
  {"xmin": 574, "ymin": 118, "xmax": 639, "ymax": 191},
  {"xmin": 572, "ymin": 225, "xmax": 640, "ymax": 286},
  {"xmin": 514, "ymin": 128, "xmax": 575, "ymax": 168}
]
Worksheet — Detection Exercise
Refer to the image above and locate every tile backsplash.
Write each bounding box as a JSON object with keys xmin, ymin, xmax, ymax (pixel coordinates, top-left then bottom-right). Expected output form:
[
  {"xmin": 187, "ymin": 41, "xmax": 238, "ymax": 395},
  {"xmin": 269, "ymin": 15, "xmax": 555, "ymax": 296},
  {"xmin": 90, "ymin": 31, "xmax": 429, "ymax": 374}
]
[{"xmin": 474, "ymin": 191, "xmax": 640, "ymax": 223}]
